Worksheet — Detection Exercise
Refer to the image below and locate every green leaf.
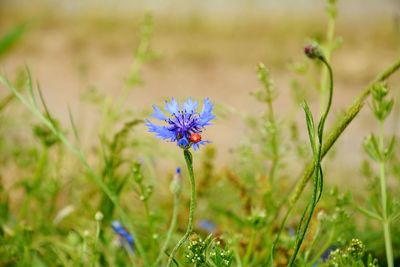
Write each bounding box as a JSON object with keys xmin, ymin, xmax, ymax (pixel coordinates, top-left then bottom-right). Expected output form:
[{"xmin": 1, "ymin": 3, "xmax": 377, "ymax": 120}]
[
  {"xmin": 302, "ymin": 101, "xmax": 317, "ymax": 155},
  {"xmin": 363, "ymin": 134, "xmax": 382, "ymax": 161},
  {"xmin": 383, "ymin": 136, "xmax": 396, "ymax": 160}
]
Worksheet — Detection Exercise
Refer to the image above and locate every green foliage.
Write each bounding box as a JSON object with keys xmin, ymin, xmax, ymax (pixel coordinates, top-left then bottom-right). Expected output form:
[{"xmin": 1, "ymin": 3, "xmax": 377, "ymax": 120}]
[
  {"xmin": 184, "ymin": 234, "xmax": 233, "ymax": 267},
  {"xmin": 371, "ymin": 83, "xmax": 394, "ymax": 122},
  {"xmin": 325, "ymin": 239, "xmax": 379, "ymax": 267}
]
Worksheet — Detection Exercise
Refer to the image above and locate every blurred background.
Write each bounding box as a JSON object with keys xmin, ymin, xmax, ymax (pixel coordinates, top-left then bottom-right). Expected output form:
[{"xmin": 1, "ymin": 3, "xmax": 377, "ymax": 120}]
[{"xmin": 1, "ymin": 0, "xmax": 400, "ymax": 188}]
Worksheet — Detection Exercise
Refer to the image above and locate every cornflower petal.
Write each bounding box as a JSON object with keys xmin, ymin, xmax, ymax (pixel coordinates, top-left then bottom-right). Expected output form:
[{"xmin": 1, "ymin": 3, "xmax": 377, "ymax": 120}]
[
  {"xmin": 111, "ymin": 221, "xmax": 135, "ymax": 250},
  {"xmin": 198, "ymin": 98, "xmax": 215, "ymax": 127},
  {"xmin": 192, "ymin": 140, "xmax": 210, "ymax": 151},
  {"xmin": 197, "ymin": 219, "xmax": 217, "ymax": 233},
  {"xmin": 177, "ymin": 137, "xmax": 189, "ymax": 147},
  {"xmin": 200, "ymin": 98, "xmax": 213, "ymax": 116},
  {"xmin": 151, "ymin": 105, "xmax": 168, "ymax": 120},
  {"xmin": 165, "ymin": 98, "xmax": 180, "ymax": 115},
  {"xmin": 146, "ymin": 120, "xmax": 176, "ymax": 140},
  {"xmin": 183, "ymin": 97, "xmax": 198, "ymax": 114}
]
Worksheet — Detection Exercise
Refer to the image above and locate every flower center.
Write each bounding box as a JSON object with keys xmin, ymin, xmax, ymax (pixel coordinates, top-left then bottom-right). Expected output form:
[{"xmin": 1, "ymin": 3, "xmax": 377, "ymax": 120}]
[{"xmin": 167, "ymin": 111, "xmax": 202, "ymax": 140}]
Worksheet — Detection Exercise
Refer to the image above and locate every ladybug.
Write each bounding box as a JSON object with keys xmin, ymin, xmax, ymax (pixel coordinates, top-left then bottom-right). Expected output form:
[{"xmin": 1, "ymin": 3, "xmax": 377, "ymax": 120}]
[{"xmin": 189, "ymin": 133, "xmax": 202, "ymax": 143}]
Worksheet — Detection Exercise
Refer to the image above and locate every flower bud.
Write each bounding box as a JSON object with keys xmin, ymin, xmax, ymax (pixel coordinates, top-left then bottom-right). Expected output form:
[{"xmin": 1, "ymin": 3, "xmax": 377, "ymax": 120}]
[
  {"xmin": 132, "ymin": 161, "xmax": 143, "ymax": 183},
  {"xmin": 170, "ymin": 167, "xmax": 182, "ymax": 196},
  {"xmin": 95, "ymin": 211, "xmax": 104, "ymax": 221},
  {"xmin": 304, "ymin": 44, "xmax": 323, "ymax": 60}
]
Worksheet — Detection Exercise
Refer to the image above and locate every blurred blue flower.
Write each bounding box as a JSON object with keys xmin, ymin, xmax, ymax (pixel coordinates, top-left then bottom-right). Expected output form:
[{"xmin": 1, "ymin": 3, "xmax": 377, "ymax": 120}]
[
  {"xmin": 146, "ymin": 98, "xmax": 215, "ymax": 150},
  {"xmin": 111, "ymin": 220, "xmax": 135, "ymax": 252},
  {"xmin": 321, "ymin": 246, "xmax": 336, "ymax": 261},
  {"xmin": 197, "ymin": 219, "xmax": 217, "ymax": 233},
  {"xmin": 288, "ymin": 227, "xmax": 295, "ymax": 237}
]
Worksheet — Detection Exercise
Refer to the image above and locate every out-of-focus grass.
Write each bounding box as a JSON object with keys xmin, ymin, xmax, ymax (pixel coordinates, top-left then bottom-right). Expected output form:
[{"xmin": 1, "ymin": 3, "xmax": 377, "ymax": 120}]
[{"xmin": 0, "ymin": 22, "xmax": 27, "ymax": 57}]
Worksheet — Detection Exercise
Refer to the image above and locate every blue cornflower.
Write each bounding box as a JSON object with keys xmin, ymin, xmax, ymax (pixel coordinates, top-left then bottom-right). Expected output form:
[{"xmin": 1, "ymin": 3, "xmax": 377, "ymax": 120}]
[
  {"xmin": 111, "ymin": 221, "xmax": 135, "ymax": 252},
  {"xmin": 197, "ymin": 219, "xmax": 217, "ymax": 233},
  {"xmin": 146, "ymin": 97, "xmax": 215, "ymax": 150}
]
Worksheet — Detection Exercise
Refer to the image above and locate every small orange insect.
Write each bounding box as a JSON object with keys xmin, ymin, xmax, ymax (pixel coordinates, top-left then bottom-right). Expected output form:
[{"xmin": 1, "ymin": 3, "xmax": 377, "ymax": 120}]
[{"xmin": 189, "ymin": 133, "xmax": 202, "ymax": 143}]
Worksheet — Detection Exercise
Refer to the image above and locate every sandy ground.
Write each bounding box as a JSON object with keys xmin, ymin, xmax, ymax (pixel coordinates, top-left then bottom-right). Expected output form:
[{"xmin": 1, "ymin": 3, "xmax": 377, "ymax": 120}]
[{"xmin": 1, "ymin": 8, "xmax": 400, "ymax": 188}]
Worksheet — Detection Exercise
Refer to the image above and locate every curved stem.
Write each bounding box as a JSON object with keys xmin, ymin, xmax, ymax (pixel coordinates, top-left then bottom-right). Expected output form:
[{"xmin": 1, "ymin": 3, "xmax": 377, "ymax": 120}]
[
  {"xmin": 154, "ymin": 193, "xmax": 180, "ymax": 266},
  {"xmin": 318, "ymin": 58, "xmax": 334, "ymax": 138},
  {"xmin": 167, "ymin": 149, "xmax": 196, "ymax": 266}
]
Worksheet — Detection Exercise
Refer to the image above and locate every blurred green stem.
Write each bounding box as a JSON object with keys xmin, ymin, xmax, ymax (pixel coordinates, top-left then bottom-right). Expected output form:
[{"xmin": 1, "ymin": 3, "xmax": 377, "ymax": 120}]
[
  {"xmin": 0, "ymin": 94, "xmax": 14, "ymax": 111},
  {"xmin": 154, "ymin": 192, "xmax": 180, "ymax": 266},
  {"xmin": 378, "ymin": 122, "xmax": 394, "ymax": 267},
  {"xmin": 319, "ymin": 2, "xmax": 336, "ymax": 106},
  {"xmin": 308, "ymin": 227, "xmax": 335, "ymax": 265},
  {"xmin": 141, "ymin": 184, "xmax": 156, "ymax": 253},
  {"xmin": 267, "ymin": 96, "xmax": 279, "ymax": 185},
  {"xmin": 243, "ymin": 229, "xmax": 257, "ymax": 266},
  {"xmin": 168, "ymin": 149, "xmax": 196, "ymax": 267},
  {"xmin": 233, "ymin": 247, "xmax": 243, "ymax": 267}
]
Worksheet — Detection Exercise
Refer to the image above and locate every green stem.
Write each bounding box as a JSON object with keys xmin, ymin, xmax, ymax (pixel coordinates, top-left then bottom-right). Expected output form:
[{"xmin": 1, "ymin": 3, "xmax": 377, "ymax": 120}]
[
  {"xmin": 379, "ymin": 122, "xmax": 394, "ymax": 267},
  {"xmin": 141, "ymin": 187, "xmax": 156, "ymax": 254},
  {"xmin": 154, "ymin": 193, "xmax": 180, "ymax": 266},
  {"xmin": 233, "ymin": 246, "xmax": 243, "ymax": 267},
  {"xmin": 267, "ymin": 99, "xmax": 279, "ymax": 184},
  {"xmin": 308, "ymin": 227, "xmax": 335, "ymax": 266},
  {"xmin": 92, "ymin": 220, "xmax": 101, "ymax": 267},
  {"xmin": 319, "ymin": 4, "xmax": 336, "ymax": 106},
  {"xmin": 167, "ymin": 149, "xmax": 196, "ymax": 267},
  {"xmin": 318, "ymin": 58, "xmax": 334, "ymax": 138},
  {"xmin": 243, "ymin": 229, "xmax": 257, "ymax": 266}
]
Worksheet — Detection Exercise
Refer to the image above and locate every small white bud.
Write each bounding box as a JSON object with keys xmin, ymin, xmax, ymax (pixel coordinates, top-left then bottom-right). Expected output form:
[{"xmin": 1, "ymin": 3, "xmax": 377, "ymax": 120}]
[{"xmin": 95, "ymin": 211, "xmax": 104, "ymax": 221}]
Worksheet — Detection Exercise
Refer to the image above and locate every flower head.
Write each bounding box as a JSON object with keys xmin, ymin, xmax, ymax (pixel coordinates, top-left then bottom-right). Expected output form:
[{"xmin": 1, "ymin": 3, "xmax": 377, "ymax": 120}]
[
  {"xmin": 197, "ymin": 219, "xmax": 217, "ymax": 233},
  {"xmin": 146, "ymin": 97, "xmax": 215, "ymax": 150}
]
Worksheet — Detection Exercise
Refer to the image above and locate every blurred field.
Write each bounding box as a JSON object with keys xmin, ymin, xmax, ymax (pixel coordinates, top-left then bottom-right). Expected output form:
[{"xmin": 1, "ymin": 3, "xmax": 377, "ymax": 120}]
[
  {"xmin": 1, "ymin": 2, "xmax": 400, "ymax": 266},
  {"xmin": 1, "ymin": 4, "xmax": 399, "ymax": 187}
]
